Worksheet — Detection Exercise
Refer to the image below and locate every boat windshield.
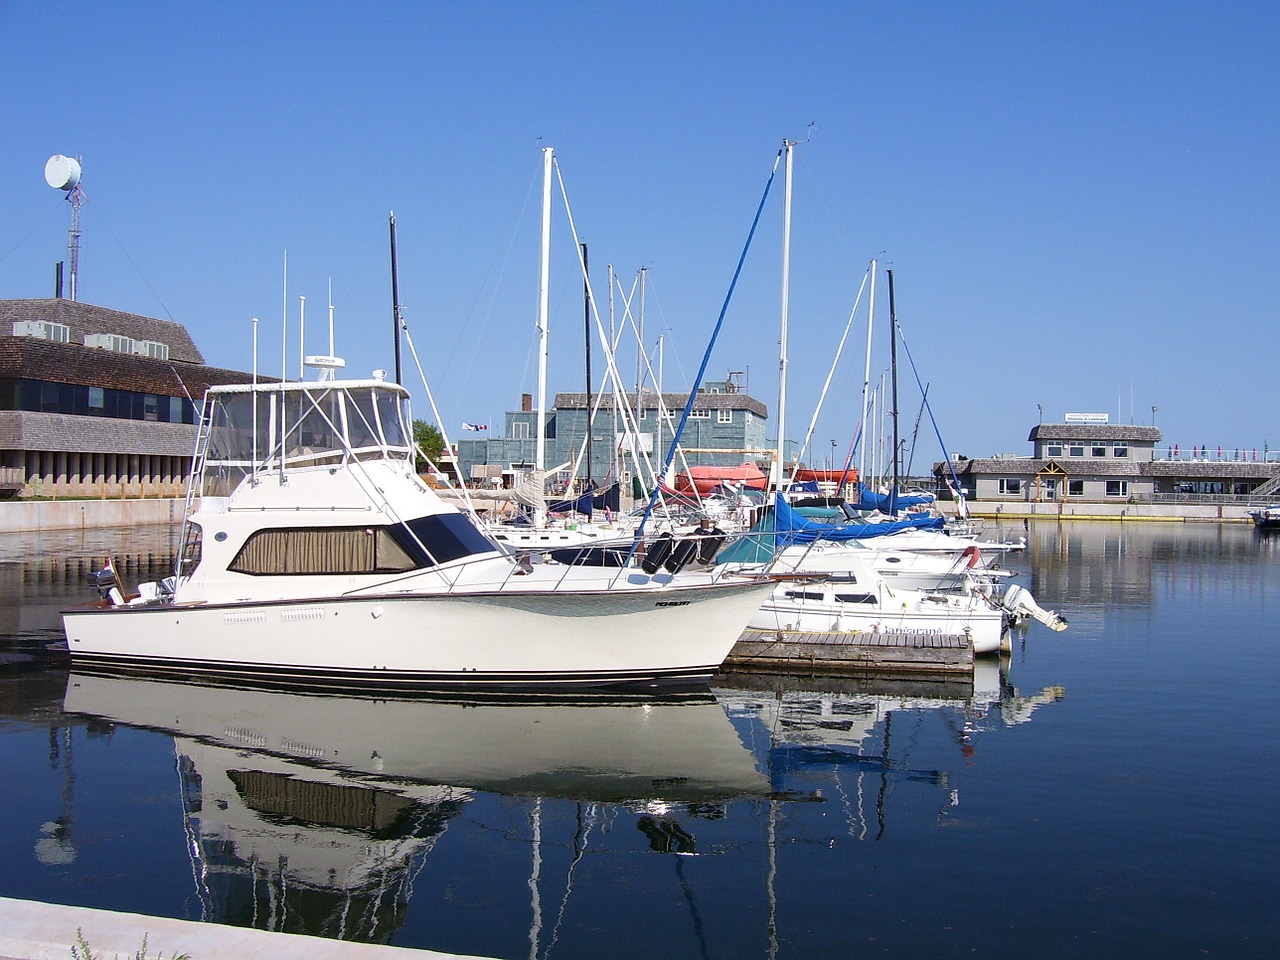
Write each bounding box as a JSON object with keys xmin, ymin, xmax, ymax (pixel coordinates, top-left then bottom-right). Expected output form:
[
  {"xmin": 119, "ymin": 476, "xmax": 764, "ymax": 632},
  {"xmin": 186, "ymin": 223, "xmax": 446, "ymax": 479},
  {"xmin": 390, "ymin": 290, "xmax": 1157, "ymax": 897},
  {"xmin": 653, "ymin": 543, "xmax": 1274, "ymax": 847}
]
[
  {"xmin": 226, "ymin": 515, "xmax": 497, "ymax": 576},
  {"xmin": 200, "ymin": 383, "xmax": 414, "ymax": 494}
]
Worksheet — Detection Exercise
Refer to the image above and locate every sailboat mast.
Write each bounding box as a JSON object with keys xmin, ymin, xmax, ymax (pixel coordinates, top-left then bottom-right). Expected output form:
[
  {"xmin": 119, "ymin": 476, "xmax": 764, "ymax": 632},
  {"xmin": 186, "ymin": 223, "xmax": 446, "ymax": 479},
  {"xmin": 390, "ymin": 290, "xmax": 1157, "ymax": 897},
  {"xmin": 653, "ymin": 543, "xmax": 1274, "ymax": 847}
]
[
  {"xmin": 887, "ymin": 267, "xmax": 900, "ymax": 514},
  {"xmin": 857, "ymin": 259, "xmax": 877, "ymax": 497},
  {"xmin": 582, "ymin": 241, "xmax": 592, "ymax": 485},
  {"xmin": 775, "ymin": 139, "xmax": 795, "ymax": 492},
  {"xmin": 535, "ymin": 147, "xmax": 553, "ymax": 520}
]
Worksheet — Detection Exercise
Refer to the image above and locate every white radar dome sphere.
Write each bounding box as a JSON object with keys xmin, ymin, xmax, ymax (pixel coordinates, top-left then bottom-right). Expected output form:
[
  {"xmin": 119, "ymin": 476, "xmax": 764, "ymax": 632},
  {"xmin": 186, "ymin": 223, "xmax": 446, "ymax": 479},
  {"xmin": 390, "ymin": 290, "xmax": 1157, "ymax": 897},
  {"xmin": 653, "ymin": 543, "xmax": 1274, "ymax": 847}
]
[{"xmin": 44, "ymin": 155, "xmax": 82, "ymax": 191}]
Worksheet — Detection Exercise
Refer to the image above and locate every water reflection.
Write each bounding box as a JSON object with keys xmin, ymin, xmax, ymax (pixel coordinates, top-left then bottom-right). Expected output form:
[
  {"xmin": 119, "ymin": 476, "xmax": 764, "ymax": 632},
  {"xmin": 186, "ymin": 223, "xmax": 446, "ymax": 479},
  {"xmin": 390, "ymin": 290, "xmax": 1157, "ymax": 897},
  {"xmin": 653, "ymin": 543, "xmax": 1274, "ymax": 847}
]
[
  {"xmin": 61, "ymin": 672, "xmax": 773, "ymax": 942},
  {"xmin": 53, "ymin": 663, "xmax": 1066, "ymax": 949}
]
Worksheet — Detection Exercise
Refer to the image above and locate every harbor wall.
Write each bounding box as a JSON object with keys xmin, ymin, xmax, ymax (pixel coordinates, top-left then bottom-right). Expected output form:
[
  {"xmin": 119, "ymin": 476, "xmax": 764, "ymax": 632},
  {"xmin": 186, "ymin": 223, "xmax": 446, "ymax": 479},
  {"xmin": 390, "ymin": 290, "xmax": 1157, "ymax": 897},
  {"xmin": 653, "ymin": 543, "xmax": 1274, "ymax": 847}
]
[
  {"xmin": 0, "ymin": 498, "xmax": 183, "ymax": 533},
  {"xmin": 0, "ymin": 496, "xmax": 1258, "ymax": 533},
  {"xmin": 959, "ymin": 500, "xmax": 1256, "ymax": 523}
]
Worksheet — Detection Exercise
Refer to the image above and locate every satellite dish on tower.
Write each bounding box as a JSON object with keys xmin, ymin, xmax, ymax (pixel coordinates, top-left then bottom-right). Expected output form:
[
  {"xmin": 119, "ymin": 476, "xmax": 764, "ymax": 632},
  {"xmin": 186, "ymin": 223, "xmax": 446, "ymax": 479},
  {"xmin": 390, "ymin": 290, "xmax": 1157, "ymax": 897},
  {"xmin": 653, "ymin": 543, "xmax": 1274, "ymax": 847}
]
[
  {"xmin": 45, "ymin": 155, "xmax": 82, "ymax": 191},
  {"xmin": 45, "ymin": 153, "xmax": 86, "ymax": 300}
]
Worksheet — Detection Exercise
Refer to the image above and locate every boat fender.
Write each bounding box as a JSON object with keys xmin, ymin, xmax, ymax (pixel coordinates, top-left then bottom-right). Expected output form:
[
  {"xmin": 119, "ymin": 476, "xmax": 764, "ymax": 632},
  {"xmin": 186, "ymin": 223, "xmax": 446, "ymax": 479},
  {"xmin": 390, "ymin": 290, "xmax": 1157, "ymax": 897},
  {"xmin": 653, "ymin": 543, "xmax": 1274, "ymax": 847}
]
[
  {"xmin": 664, "ymin": 536, "xmax": 700, "ymax": 573},
  {"xmin": 641, "ymin": 533, "xmax": 675, "ymax": 575}
]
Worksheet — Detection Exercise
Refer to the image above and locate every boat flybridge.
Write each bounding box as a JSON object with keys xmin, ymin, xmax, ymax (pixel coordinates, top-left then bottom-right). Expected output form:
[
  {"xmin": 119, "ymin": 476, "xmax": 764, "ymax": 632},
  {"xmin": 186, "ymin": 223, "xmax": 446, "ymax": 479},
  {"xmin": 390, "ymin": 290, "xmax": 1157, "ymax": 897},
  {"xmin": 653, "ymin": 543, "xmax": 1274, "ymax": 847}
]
[{"xmin": 61, "ymin": 373, "xmax": 777, "ymax": 690}]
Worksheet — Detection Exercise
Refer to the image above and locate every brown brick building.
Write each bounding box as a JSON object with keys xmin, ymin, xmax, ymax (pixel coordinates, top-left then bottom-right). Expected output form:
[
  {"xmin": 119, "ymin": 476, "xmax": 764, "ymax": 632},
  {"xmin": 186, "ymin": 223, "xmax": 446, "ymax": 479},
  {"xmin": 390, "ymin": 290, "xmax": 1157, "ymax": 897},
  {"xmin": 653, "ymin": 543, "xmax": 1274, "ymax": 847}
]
[{"xmin": 0, "ymin": 298, "xmax": 253, "ymax": 499}]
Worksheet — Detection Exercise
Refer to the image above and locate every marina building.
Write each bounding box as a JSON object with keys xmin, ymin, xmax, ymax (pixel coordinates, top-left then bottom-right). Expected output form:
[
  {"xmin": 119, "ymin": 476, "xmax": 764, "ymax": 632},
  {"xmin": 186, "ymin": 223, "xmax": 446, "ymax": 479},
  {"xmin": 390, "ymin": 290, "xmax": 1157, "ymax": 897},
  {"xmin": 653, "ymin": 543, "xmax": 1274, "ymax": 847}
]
[
  {"xmin": 938, "ymin": 417, "xmax": 1280, "ymax": 505},
  {"xmin": 0, "ymin": 298, "xmax": 255, "ymax": 499},
  {"xmin": 456, "ymin": 377, "xmax": 770, "ymax": 488}
]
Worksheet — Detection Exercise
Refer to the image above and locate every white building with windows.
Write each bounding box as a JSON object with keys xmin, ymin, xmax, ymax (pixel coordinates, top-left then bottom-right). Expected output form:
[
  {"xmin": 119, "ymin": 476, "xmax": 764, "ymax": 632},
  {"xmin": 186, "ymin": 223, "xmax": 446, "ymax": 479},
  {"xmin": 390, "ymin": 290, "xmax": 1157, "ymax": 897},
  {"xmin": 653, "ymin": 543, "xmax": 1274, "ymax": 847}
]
[{"xmin": 938, "ymin": 418, "xmax": 1278, "ymax": 505}]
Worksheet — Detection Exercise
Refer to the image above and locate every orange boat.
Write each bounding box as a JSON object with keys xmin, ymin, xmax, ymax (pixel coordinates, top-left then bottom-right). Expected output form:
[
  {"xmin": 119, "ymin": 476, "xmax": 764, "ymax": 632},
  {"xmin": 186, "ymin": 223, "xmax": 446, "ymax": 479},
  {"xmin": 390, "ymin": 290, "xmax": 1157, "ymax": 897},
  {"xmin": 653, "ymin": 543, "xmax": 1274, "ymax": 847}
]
[
  {"xmin": 792, "ymin": 468, "xmax": 859, "ymax": 485},
  {"xmin": 675, "ymin": 463, "xmax": 768, "ymax": 496}
]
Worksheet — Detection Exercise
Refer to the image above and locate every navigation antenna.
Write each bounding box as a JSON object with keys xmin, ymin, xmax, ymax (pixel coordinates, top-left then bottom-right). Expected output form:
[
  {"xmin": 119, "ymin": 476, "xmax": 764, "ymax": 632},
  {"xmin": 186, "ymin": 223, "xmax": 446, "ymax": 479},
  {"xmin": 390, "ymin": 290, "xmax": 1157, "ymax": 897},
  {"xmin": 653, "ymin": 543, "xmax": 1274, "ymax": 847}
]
[{"xmin": 45, "ymin": 155, "xmax": 86, "ymax": 301}]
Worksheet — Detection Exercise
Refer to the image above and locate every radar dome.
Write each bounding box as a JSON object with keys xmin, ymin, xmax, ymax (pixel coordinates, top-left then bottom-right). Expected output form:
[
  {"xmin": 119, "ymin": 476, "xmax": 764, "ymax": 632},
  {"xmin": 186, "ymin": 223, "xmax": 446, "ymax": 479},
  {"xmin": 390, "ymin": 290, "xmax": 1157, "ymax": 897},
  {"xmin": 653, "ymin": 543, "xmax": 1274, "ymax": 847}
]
[{"xmin": 44, "ymin": 155, "xmax": 82, "ymax": 191}]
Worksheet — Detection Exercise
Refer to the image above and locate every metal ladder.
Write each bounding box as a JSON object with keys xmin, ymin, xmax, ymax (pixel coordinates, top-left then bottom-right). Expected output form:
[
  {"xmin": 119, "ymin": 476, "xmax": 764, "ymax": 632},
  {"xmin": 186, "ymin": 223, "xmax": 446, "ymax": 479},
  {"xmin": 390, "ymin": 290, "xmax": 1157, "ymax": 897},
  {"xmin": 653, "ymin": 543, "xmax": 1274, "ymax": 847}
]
[{"xmin": 171, "ymin": 398, "xmax": 215, "ymax": 584}]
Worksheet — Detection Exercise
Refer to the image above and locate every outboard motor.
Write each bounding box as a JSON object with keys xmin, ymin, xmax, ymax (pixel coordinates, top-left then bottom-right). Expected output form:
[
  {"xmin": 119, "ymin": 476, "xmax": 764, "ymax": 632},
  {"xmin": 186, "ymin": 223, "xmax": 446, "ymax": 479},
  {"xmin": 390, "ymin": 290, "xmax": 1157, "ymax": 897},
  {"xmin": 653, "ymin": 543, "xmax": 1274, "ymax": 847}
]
[
  {"xmin": 1001, "ymin": 584, "xmax": 1068, "ymax": 631},
  {"xmin": 87, "ymin": 562, "xmax": 121, "ymax": 604}
]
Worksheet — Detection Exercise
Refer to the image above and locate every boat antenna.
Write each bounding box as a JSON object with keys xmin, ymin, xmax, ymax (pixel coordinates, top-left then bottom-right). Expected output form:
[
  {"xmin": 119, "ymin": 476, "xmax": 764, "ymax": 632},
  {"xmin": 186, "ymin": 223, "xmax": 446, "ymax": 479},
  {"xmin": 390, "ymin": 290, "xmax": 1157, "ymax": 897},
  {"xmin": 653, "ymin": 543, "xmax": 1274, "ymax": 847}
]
[
  {"xmin": 298, "ymin": 295, "xmax": 306, "ymax": 381},
  {"xmin": 281, "ymin": 250, "xmax": 288, "ymax": 384},
  {"xmin": 252, "ymin": 317, "xmax": 259, "ymax": 483},
  {"xmin": 389, "ymin": 211, "xmax": 403, "ymax": 384},
  {"xmin": 45, "ymin": 155, "xmax": 86, "ymax": 301},
  {"xmin": 328, "ymin": 278, "xmax": 336, "ymax": 357}
]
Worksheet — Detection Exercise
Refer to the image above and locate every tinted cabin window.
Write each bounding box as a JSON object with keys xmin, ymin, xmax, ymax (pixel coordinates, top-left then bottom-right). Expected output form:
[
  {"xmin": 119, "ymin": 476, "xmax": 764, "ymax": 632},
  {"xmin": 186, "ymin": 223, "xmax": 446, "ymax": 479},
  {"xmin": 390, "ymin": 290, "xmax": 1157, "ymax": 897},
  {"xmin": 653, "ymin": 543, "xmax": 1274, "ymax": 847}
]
[{"xmin": 395, "ymin": 514, "xmax": 495, "ymax": 567}]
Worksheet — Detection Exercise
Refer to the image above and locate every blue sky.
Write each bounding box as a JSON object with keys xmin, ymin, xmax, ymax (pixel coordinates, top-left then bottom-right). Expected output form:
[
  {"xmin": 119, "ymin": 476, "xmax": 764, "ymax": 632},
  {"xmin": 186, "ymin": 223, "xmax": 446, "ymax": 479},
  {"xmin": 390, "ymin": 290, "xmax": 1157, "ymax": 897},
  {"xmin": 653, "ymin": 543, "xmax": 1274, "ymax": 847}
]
[{"xmin": 3, "ymin": 1, "xmax": 1278, "ymax": 466}]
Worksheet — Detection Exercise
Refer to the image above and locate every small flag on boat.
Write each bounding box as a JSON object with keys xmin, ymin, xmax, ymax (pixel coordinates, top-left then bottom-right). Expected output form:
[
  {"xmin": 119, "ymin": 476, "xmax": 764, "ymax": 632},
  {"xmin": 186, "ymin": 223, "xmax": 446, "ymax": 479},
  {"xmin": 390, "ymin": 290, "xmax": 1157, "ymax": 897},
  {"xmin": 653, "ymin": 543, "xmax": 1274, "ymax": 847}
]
[{"xmin": 461, "ymin": 422, "xmax": 489, "ymax": 432}]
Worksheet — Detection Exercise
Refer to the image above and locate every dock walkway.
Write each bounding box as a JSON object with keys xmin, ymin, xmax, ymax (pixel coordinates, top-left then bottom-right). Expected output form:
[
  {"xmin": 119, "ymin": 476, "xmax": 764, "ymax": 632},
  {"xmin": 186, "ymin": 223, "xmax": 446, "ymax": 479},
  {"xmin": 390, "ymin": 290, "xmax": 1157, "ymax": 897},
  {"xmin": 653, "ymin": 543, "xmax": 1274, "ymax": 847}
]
[
  {"xmin": 0, "ymin": 897, "xmax": 494, "ymax": 960},
  {"xmin": 727, "ymin": 628, "xmax": 973, "ymax": 680}
]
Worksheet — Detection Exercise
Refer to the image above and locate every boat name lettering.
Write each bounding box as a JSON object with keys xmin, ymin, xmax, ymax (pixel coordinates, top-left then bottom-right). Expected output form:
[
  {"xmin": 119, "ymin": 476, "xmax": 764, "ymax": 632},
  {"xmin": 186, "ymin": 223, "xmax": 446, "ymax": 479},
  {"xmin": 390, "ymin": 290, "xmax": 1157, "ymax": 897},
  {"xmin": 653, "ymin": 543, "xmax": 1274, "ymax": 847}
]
[{"xmin": 655, "ymin": 600, "xmax": 691, "ymax": 607}]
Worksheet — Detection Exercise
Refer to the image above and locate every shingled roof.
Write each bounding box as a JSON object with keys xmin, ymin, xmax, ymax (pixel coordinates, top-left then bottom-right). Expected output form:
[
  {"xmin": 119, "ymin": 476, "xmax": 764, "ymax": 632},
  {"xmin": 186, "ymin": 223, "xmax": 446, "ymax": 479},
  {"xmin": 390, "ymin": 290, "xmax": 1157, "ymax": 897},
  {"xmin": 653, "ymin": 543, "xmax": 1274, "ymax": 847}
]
[
  {"xmin": 1028, "ymin": 423, "xmax": 1162, "ymax": 442},
  {"xmin": 0, "ymin": 299, "xmax": 204, "ymax": 364}
]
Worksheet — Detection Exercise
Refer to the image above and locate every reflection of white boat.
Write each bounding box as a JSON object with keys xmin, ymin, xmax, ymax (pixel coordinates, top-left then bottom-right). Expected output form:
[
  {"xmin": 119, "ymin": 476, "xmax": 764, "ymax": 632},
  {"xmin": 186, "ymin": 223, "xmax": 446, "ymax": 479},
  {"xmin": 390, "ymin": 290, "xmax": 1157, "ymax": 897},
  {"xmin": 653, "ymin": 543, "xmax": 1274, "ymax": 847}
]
[
  {"xmin": 62, "ymin": 672, "xmax": 772, "ymax": 941},
  {"xmin": 60, "ymin": 376, "xmax": 775, "ymax": 690},
  {"xmin": 62, "ymin": 672, "xmax": 772, "ymax": 804},
  {"xmin": 717, "ymin": 660, "xmax": 1065, "ymax": 809}
]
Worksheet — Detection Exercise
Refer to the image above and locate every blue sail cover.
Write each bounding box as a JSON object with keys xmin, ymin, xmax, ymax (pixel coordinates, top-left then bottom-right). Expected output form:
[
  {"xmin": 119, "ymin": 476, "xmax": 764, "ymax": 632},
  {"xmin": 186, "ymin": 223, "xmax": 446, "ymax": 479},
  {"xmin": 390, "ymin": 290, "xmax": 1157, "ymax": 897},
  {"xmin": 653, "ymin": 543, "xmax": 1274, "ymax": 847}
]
[
  {"xmin": 774, "ymin": 495, "xmax": 944, "ymax": 543},
  {"xmin": 851, "ymin": 483, "xmax": 936, "ymax": 512},
  {"xmin": 716, "ymin": 495, "xmax": 946, "ymax": 566},
  {"xmin": 548, "ymin": 490, "xmax": 595, "ymax": 518}
]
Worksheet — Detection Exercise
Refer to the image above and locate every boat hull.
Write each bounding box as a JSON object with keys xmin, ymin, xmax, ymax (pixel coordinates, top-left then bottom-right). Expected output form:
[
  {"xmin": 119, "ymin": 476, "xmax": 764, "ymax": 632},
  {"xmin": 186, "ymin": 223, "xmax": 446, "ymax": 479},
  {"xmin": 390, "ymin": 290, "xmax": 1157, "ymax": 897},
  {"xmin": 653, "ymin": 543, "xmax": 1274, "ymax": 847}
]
[
  {"xmin": 62, "ymin": 579, "xmax": 775, "ymax": 690},
  {"xmin": 748, "ymin": 594, "xmax": 1009, "ymax": 655}
]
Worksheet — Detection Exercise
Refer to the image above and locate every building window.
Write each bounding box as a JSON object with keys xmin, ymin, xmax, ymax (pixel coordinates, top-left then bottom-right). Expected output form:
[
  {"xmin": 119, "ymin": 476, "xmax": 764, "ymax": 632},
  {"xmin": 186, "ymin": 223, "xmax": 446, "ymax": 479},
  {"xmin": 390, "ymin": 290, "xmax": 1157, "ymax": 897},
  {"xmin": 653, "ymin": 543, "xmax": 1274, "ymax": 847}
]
[
  {"xmin": 512, "ymin": 422, "xmax": 530, "ymax": 439},
  {"xmin": 717, "ymin": 409, "xmax": 732, "ymax": 424},
  {"xmin": 88, "ymin": 386, "xmax": 105, "ymax": 412},
  {"xmin": 1068, "ymin": 444, "xmax": 1085, "ymax": 457},
  {"xmin": 1091, "ymin": 443, "xmax": 1107, "ymax": 457},
  {"xmin": 1046, "ymin": 443, "xmax": 1063, "ymax": 458},
  {"xmin": 639, "ymin": 409, "xmax": 648, "ymax": 420},
  {"xmin": 1067, "ymin": 480, "xmax": 1085, "ymax": 497},
  {"xmin": 998, "ymin": 478, "xmax": 1023, "ymax": 496},
  {"xmin": 1105, "ymin": 480, "xmax": 1128, "ymax": 498},
  {"xmin": 143, "ymin": 395, "xmax": 159, "ymax": 422},
  {"xmin": 1113, "ymin": 444, "xmax": 1128, "ymax": 458},
  {"xmin": 689, "ymin": 409, "xmax": 711, "ymax": 420}
]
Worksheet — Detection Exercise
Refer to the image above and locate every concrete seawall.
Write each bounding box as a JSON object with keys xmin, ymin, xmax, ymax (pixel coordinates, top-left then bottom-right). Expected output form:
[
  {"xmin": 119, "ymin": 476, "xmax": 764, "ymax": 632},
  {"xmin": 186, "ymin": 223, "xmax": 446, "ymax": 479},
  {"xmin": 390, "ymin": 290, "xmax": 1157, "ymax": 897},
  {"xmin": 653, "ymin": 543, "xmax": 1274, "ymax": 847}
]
[
  {"xmin": 0, "ymin": 499, "xmax": 183, "ymax": 534},
  {"xmin": 958, "ymin": 500, "xmax": 1256, "ymax": 523},
  {"xmin": 0, "ymin": 496, "xmax": 1262, "ymax": 534},
  {"xmin": 0, "ymin": 896, "xmax": 493, "ymax": 960}
]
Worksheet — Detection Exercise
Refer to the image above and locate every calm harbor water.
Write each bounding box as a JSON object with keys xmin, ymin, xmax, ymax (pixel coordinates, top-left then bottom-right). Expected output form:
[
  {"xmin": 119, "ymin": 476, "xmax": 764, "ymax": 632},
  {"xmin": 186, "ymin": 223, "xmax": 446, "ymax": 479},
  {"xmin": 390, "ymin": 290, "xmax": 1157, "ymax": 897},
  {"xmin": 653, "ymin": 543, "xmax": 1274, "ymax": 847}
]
[{"xmin": 1, "ymin": 521, "xmax": 1277, "ymax": 959}]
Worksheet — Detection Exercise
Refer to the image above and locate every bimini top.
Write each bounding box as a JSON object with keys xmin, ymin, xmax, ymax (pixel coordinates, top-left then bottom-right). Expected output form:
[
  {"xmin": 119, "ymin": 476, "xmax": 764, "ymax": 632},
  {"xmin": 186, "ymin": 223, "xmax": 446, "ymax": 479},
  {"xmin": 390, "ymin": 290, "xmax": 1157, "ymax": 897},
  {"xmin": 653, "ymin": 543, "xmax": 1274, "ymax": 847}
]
[{"xmin": 201, "ymin": 378, "xmax": 415, "ymax": 486}]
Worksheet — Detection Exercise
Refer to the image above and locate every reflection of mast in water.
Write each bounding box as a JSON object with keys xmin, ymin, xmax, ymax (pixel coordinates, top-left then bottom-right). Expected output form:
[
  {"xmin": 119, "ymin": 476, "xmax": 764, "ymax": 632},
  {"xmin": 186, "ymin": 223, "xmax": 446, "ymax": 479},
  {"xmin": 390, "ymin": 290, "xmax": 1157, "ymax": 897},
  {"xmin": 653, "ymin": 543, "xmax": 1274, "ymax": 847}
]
[{"xmin": 34, "ymin": 725, "xmax": 77, "ymax": 866}]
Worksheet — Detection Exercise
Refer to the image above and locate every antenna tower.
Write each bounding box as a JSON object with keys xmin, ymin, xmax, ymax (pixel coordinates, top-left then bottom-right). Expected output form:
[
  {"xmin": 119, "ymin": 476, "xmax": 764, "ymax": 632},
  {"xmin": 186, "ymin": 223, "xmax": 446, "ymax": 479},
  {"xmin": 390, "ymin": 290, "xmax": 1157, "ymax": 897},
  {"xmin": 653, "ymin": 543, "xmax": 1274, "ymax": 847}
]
[{"xmin": 45, "ymin": 155, "xmax": 87, "ymax": 301}]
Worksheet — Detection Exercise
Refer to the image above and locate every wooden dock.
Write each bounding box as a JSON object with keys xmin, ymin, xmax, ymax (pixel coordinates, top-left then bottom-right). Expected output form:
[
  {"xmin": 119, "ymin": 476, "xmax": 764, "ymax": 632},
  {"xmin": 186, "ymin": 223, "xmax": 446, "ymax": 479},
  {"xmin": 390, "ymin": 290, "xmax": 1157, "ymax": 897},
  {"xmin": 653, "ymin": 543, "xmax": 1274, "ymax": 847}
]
[{"xmin": 726, "ymin": 628, "xmax": 973, "ymax": 680}]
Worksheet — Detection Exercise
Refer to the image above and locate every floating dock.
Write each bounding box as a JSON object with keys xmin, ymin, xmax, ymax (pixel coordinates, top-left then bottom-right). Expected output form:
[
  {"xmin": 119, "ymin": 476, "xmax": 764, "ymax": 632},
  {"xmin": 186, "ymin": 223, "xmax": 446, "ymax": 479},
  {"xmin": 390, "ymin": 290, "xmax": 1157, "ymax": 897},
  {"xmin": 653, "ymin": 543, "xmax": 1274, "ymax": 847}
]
[{"xmin": 726, "ymin": 628, "xmax": 974, "ymax": 680}]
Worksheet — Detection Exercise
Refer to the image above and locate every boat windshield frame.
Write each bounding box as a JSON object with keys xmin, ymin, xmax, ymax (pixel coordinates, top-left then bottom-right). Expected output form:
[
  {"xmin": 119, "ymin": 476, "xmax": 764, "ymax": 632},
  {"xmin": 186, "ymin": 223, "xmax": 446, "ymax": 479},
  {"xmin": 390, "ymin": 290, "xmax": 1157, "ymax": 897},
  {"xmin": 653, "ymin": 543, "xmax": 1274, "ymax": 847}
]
[{"xmin": 200, "ymin": 380, "xmax": 415, "ymax": 494}]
